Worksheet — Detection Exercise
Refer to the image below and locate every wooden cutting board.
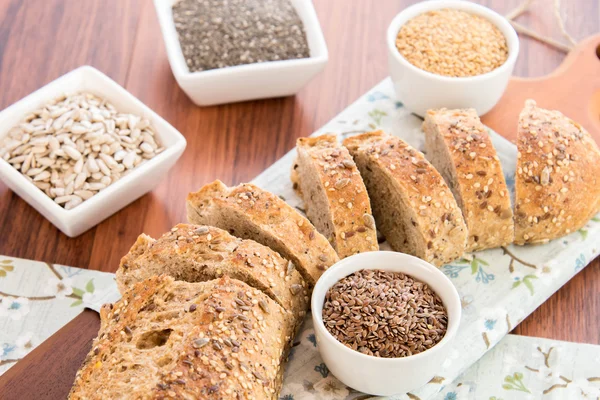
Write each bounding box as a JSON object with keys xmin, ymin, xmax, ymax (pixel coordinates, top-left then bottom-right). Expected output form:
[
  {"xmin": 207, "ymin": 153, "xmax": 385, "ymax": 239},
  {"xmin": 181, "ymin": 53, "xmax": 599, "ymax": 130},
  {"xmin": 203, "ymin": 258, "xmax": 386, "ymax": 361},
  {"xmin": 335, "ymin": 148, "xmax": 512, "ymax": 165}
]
[
  {"xmin": 482, "ymin": 33, "xmax": 600, "ymax": 143},
  {"xmin": 1, "ymin": 34, "xmax": 599, "ymax": 400}
]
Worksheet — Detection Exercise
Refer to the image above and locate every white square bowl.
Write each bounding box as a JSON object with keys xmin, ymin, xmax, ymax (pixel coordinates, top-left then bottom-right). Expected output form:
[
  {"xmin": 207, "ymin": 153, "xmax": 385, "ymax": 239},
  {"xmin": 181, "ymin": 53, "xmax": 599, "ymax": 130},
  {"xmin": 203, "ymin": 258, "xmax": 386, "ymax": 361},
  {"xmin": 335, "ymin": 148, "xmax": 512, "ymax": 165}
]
[
  {"xmin": 153, "ymin": 0, "xmax": 329, "ymax": 106},
  {"xmin": 0, "ymin": 66, "xmax": 187, "ymax": 237}
]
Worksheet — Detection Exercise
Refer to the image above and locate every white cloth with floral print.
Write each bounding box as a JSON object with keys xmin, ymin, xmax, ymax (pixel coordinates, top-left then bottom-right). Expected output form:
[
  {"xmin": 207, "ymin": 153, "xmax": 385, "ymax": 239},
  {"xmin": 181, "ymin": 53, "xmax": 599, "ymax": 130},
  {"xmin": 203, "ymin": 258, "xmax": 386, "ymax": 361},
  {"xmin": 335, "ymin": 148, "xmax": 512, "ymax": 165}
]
[
  {"xmin": 1, "ymin": 78, "xmax": 599, "ymax": 399},
  {"xmin": 436, "ymin": 334, "xmax": 600, "ymax": 400},
  {"xmin": 1, "ymin": 257, "xmax": 598, "ymax": 400},
  {"xmin": 281, "ymin": 322, "xmax": 600, "ymax": 400},
  {"xmin": 0, "ymin": 257, "xmax": 119, "ymax": 374}
]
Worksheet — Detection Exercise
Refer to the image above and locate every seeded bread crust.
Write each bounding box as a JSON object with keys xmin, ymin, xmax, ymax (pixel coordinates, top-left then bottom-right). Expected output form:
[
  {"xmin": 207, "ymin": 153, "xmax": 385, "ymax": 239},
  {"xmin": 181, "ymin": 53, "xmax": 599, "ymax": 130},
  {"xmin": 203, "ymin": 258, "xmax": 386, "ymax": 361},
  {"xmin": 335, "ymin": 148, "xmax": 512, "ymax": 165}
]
[
  {"xmin": 343, "ymin": 131, "xmax": 467, "ymax": 266},
  {"xmin": 186, "ymin": 180, "xmax": 339, "ymax": 286},
  {"xmin": 423, "ymin": 108, "xmax": 514, "ymax": 251},
  {"xmin": 514, "ymin": 100, "xmax": 600, "ymax": 244},
  {"xmin": 69, "ymin": 276, "xmax": 292, "ymax": 400},
  {"xmin": 116, "ymin": 224, "xmax": 308, "ymax": 330},
  {"xmin": 292, "ymin": 134, "xmax": 379, "ymax": 258}
]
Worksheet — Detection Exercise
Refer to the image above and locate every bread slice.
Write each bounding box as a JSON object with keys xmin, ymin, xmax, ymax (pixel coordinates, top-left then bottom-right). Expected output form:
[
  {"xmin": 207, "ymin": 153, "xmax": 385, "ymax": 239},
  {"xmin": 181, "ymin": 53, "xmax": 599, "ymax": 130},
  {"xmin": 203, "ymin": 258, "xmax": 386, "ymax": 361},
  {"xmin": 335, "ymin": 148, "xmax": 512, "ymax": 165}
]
[
  {"xmin": 116, "ymin": 223, "xmax": 308, "ymax": 327},
  {"xmin": 423, "ymin": 108, "xmax": 514, "ymax": 251},
  {"xmin": 186, "ymin": 180, "xmax": 339, "ymax": 286},
  {"xmin": 292, "ymin": 134, "xmax": 378, "ymax": 258},
  {"xmin": 343, "ymin": 131, "xmax": 467, "ymax": 266},
  {"xmin": 514, "ymin": 100, "xmax": 600, "ymax": 244},
  {"xmin": 70, "ymin": 276, "xmax": 291, "ymax": 400}
]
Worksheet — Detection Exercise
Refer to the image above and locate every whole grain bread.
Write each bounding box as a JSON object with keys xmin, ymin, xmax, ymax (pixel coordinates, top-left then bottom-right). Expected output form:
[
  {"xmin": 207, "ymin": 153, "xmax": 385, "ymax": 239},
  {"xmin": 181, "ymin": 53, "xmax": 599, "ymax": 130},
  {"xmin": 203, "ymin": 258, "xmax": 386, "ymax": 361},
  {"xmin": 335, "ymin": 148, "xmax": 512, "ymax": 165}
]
[
  {"xmin": 292, "ymin": 134, "xmax": 378, "ymax": 258},
  {"xmin": 186, "ymin": 180, "xmax": 339, "ymax": 286},
  {"xmin": 514, "ymin": 100, "xmax": 600, "ymax": 244},
  {"xmin": 69, "ymin": 275, "xmax": 292, "ymax": 400},
  {"xmin": 423, "ymin": 108, "xmax": 514, "ymax": 251},
  {"xmin": 343, "ymin": 131, "xmax": 468, "ymax": 266},
  {"xmin": 116, "ymin": 224, "xmax": 308, "ymax": 329}
]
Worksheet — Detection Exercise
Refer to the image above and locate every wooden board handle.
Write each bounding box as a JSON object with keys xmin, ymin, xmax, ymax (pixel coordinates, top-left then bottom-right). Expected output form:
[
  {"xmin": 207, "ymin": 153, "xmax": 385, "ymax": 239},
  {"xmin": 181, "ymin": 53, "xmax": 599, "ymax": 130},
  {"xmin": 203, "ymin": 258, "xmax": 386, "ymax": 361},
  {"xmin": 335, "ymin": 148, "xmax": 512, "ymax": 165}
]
[
  {"xmin": 482, "ymin": 33, "xmax": 600, "ymax": 143},
  {"xmin": 0, "ymin": 310, "xmax": 100, "ymax": 400}
]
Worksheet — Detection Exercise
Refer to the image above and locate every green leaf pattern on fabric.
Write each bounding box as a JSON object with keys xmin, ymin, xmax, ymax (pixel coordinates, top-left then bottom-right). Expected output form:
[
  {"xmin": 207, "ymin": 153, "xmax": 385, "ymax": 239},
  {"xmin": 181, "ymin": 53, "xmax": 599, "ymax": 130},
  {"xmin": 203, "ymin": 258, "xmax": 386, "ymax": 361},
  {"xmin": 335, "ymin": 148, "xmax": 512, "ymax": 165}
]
[
  {"xmin": 502, "ymin": 372, "xmax": 530, "ymax": 393},
  {"xmin": 85, "ymin": 279, "xmax": 95, "ymax": 293}
]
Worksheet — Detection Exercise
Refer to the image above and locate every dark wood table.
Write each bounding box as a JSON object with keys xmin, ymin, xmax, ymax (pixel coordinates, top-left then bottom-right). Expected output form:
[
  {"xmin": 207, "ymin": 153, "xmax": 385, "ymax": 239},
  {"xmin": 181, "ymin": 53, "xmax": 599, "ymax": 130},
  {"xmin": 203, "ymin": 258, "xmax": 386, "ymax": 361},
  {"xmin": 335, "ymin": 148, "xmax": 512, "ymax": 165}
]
[{"xmin": 0, "ymin": 0, "xmax": 598, "ymax": 398}]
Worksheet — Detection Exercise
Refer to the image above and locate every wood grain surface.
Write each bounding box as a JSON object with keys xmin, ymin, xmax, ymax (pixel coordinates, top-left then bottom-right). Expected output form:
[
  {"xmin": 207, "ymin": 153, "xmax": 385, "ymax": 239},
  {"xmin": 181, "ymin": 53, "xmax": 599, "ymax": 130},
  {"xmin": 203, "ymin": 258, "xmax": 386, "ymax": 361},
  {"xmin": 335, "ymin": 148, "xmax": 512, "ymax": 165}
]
[
  {"xmin": 0, "ymin": 1, "xmax": 599, "ymax": 397},
  {"xmin": 482, "ymin": 32, "xmax": 600, "ymax": 142},
  {"xmin": 0, "ymin": 310, "xmax": 98, "ymax": 400}
]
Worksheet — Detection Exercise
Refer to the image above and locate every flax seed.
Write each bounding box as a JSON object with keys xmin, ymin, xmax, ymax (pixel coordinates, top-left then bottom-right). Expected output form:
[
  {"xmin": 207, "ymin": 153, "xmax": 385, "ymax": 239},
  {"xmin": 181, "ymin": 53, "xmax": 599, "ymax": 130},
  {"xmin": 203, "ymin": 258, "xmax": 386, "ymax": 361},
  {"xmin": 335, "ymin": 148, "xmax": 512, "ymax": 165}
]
[{"xmin": 322, "ymin": 269, "xmax": 447, "ymax": 358}]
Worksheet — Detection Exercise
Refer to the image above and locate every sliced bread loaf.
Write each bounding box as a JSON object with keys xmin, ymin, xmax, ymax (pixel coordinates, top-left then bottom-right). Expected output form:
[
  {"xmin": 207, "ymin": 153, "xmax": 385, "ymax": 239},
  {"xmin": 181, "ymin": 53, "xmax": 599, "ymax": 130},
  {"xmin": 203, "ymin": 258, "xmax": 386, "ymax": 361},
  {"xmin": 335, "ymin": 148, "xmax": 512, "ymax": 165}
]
[
  {"xmin": 423, "ymin": 108, "xmax": 514, "ymax": 251},
  {"xmin": 186, "ymin": 180, "xmax": 339, "ymax": 286},
  {"xmin": 116, "ymin": 224, "xmax": 308, "ymax": 327},
  {"xmin": 343, "ymin": 131, "xmax": 468, "ymax": 266},
  {"xmin": 514, "ymin": 100, "xmax": 600, "ymax": 244},
  {"xmin": 70, "ymin": 275, "xmax": 291, "ymax": 399},
  {"xmin": 292, "ymin": 134, "xmax": 378, "ymax": 258}
]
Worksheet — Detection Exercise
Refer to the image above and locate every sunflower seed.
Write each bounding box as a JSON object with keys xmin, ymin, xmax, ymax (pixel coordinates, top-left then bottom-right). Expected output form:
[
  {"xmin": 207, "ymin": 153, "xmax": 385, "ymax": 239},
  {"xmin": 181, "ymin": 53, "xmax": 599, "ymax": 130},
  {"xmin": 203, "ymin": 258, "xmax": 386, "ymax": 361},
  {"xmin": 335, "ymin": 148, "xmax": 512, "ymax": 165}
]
[
  {"xmin": 33, "ymin": 170, "xmax": 51, "ymax": 181},
  {"xmin": 55, "ymin": 195, "xmax": 75, "ymax": 204},
  {"xmin": 63, "ymin": 145, "xmax": 82, "ymax": 160},
  {"xmin": 290, "ymin": 284, "xmax": 302, "ymax": 295},
  {"xmin": 258, "ymin": 300, "xmax": 270, "ymax": 314},
  {"xmin": 86, "ymin": 156, "xmax": 99, "ymax": 173},
  {"xmin": 342, "ymin": 159, "xmax": 354, "ymax": 168},
  {"xmin": 193, "ymin": 338, "xmax": 209, "ymax": 348},
  {"xmin": 74, "ymin": 190, "xmax": 94, "ymax": 200},
  {"xmin": 122, "ymin": 152, "xmax": 136, "ymax": 169},
  {"xmin": 194, "ymin": 226, "xmax": 210, "ymax": 235},
  {"xmin": 286, "ymin": 260, "xmax": 295, "ymax": 275},
  {"xmin": 0, "ymin": 92, "xmax": 163, "ymax": 209},
  {"xmin": 362, "ymin": 213, "xmax": 376, "ymax": 229}
]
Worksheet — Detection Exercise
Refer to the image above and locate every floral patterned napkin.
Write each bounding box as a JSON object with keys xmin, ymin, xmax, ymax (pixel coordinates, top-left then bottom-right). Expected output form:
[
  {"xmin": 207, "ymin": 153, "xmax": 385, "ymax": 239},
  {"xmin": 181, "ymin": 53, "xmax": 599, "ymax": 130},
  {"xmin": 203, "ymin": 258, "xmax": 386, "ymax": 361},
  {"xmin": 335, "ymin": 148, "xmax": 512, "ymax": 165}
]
[
  {"xmin": 0, "ymin": 256, "xmax": 119, "ymax": 375},
  {"xmin": 280, "ymin": 322, "xmax": 600, "ymax": 400},
  {"xmin": 436, "ymin": 334, "xmax": 600, "ymax": 399},
  {"xmin": 1, "ymin": 257, "xmax": 598, "ymax": 400}
]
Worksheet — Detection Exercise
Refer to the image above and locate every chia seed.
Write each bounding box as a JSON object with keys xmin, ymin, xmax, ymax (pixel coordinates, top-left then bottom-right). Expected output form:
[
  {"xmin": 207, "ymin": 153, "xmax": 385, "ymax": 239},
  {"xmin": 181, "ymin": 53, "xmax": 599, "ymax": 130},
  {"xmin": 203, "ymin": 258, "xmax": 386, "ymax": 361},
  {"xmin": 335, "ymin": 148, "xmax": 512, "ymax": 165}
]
[{"xmin": 172, "ymin": 0, "xmax": 311, "ymax": 72}]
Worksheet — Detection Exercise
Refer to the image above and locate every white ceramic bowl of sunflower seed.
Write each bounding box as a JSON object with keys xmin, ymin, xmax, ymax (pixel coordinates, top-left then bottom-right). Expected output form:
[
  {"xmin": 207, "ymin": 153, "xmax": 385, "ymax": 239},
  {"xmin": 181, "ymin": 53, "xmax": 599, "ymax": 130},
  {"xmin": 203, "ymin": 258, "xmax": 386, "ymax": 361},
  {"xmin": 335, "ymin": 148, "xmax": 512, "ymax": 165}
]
[{"xmin": 0, "ymin": 66, "xmax": 186, "ymax": 237}]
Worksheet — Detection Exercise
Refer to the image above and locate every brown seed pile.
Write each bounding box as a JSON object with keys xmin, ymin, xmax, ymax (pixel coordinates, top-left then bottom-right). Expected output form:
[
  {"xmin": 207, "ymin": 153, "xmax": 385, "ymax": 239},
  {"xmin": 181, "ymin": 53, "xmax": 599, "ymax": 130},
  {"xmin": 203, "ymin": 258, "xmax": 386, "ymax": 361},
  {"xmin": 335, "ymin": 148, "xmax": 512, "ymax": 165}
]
[
  {"xmin": 172, "ymin": 0, "xmax": 310, "ymax": 72},
  {"xmin": 395, "ymin": 9, "xmax": 508, "ymax": 77},
  {"xmin": 322, "ymin": 269, "xmax": 447, "ymax": 358}
]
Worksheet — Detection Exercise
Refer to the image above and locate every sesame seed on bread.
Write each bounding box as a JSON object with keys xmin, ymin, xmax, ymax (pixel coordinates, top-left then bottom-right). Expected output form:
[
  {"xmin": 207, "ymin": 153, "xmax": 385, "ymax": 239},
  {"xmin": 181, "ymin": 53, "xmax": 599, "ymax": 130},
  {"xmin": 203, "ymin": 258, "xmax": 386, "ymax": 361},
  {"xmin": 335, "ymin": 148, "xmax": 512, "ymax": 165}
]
[
  {"xmin": 423, "ymin": 108, "xmax": 514, "ymax": 251},
  {"xmin": 514, "ymin": 100, "xmax": 600, "ymax": 244},
  {"xmin": 186, "ymin": 180, "xmax": 339, "ymax": 286},
  {"xmin": 343, "ymin": 131, "xmax": 467, "ymax": 266},
  {"xmin": 293, "ymin": 134, "xmax": 378, "ymax": 258},
  {"xmin": 69, "ymin": 276, "xmax": 291, "ymax": 399}
]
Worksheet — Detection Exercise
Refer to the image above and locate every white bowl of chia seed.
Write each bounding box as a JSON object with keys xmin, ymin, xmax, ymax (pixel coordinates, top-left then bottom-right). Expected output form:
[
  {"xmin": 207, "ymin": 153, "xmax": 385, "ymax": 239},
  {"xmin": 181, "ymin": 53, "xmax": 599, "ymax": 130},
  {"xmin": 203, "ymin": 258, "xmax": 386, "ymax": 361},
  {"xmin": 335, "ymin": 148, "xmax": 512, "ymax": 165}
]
[
  {"xmin": 311, "ymin": 251, "xmax": 461, "ymax": 396},
  {"xmin": 154, "ymin": 0, "xmax": 328, "ymax": 106}
]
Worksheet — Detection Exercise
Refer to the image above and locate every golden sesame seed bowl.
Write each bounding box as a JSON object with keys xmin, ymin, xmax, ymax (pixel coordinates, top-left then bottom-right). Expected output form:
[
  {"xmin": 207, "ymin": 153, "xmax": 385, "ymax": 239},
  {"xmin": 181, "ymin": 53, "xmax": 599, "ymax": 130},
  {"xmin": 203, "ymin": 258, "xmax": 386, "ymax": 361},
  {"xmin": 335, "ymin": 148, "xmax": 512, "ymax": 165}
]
[
  {"xmin": 311, "ymin": 251, "xmax": 461, "ymax": 396},
  {"xmin": 386, "ymin": 0, "xmax": 519, "ymax": 117}
]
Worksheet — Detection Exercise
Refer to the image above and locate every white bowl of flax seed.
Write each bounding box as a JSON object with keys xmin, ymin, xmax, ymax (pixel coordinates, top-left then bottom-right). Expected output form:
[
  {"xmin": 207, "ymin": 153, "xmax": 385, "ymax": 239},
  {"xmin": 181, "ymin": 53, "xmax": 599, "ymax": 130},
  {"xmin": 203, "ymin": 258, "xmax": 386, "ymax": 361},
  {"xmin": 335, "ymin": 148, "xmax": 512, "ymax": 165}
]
[
  {"xmin": 311, "ymin": 251, "xmax": 461, "ymax": 396},
  {"xmin": 387, "ymin": 0, "xmax": 519, "ymax": 117}
]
